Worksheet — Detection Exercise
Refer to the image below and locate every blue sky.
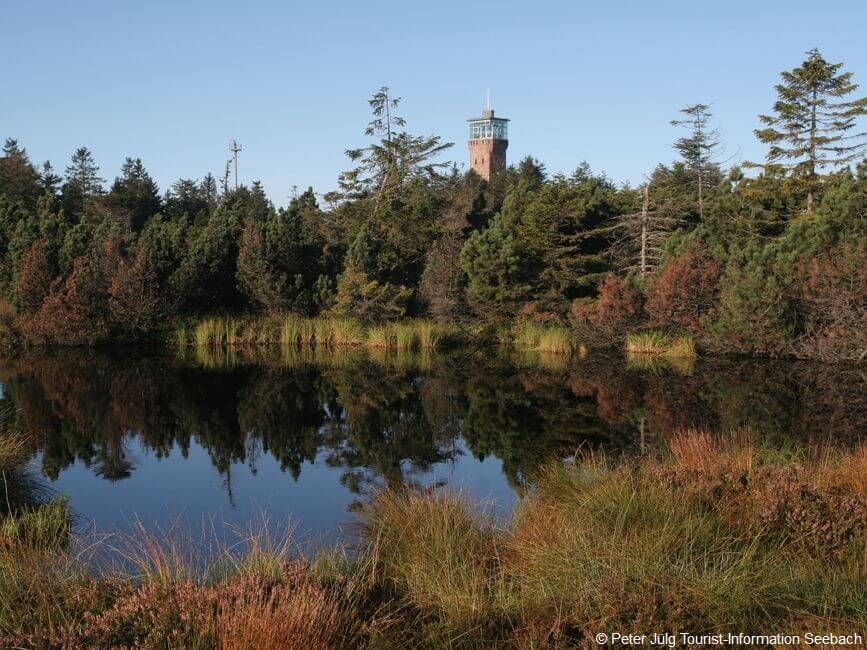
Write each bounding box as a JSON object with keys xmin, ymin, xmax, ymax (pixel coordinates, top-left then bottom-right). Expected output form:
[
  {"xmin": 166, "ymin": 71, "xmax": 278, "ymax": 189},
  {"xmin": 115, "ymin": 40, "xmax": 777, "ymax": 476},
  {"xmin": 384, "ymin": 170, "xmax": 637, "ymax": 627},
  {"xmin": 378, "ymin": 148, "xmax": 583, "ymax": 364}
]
[{"xmin": 3, "ymin": 0, "xmax": 865, "ymax": 206}]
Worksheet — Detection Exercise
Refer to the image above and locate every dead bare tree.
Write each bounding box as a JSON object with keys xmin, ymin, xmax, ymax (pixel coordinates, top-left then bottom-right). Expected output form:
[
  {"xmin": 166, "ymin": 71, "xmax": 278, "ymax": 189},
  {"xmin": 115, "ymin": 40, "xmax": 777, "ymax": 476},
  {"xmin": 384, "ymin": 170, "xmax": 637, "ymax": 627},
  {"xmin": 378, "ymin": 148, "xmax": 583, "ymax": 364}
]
[{"xmin": 611, "ymin": 183, "xmax": 685, "ymax": 277}]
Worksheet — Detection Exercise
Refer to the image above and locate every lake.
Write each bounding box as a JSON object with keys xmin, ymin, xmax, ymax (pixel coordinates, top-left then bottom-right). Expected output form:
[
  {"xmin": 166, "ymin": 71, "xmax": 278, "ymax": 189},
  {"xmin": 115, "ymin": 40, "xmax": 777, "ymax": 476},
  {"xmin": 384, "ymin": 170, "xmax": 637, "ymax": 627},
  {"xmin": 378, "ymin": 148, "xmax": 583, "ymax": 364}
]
[{"xmin": 1, "ymin": 346, "xmax": 863, "ymax": 549}]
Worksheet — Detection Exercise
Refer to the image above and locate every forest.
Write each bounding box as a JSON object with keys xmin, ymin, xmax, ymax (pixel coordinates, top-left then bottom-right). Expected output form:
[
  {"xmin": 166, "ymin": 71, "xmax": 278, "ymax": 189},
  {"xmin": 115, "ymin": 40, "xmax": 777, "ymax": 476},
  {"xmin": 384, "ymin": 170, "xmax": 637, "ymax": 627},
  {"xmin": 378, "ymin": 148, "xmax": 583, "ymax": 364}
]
[{"xmin": 0, "ymin": 48, "xmax": 864, "ymax": 361}]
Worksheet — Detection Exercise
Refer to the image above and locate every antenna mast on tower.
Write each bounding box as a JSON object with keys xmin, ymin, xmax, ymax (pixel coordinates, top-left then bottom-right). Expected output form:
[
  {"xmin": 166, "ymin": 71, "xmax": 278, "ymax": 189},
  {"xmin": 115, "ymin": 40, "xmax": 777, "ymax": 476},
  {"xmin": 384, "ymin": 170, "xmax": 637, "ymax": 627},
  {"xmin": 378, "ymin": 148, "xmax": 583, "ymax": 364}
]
[{"xmin": 229, "ymin": 139, "xmax": 242, "ymax": 189}]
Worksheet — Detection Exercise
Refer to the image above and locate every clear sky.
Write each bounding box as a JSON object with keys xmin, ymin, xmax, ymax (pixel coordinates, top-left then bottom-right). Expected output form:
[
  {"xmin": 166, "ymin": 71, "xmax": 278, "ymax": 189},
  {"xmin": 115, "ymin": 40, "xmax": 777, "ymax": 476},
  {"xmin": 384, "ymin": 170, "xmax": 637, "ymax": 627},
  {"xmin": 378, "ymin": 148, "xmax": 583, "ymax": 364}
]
[{"xmin": 3, "ymin": 0, "xmax": 865, "ymax": 206}]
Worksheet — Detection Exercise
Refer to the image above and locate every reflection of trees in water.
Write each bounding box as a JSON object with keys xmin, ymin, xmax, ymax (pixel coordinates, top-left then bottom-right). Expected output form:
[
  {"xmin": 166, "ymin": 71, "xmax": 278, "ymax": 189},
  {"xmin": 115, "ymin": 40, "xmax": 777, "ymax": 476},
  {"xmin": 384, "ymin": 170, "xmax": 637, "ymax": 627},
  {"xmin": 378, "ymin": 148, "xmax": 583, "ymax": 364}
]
[
  {"xmin": 320, "ymin": 362, "xmax": 461, "ymax": 495},
  {"xmin": 462, "ymin": 365, "xmax": 635, "ymax": 489},
  {"xmin": 0, "ymin": 350, "xmax": 863, "ymax": 499}
]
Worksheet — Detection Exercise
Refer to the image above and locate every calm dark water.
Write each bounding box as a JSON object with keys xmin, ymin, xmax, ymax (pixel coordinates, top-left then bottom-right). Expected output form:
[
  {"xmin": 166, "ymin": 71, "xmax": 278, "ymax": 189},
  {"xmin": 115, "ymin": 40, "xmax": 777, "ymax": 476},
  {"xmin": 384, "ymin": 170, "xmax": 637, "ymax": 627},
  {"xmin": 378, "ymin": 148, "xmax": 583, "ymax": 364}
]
[{"xmin": 1, "ymin": 347, "xmax": 863, "ymax": 547}]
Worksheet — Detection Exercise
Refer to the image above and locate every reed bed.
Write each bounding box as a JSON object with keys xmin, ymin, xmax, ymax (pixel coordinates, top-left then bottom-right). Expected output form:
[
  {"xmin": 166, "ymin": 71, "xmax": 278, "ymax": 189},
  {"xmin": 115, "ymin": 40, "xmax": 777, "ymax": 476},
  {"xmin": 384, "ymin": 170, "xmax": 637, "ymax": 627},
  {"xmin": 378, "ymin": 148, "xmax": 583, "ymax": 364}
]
[{"xmin": 177, "ymin": 315, "xmax": 460, "ymax": 353}]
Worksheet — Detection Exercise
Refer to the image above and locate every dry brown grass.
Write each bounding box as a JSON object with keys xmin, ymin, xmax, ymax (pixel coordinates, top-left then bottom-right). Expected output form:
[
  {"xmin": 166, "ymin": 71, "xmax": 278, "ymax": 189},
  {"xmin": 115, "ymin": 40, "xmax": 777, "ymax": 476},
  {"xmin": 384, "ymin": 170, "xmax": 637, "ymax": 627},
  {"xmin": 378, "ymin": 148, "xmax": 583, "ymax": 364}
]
[
  {"xmin": 813, "ymin": 442, "xmax": 867, "ymax": 498},
  {"xmin": 668, "ymin": 428, "xmax": 754, "ymax": 474},
  {"xmin": 216, "ymin": 579, "xmax": 360, "ymax": 650}
]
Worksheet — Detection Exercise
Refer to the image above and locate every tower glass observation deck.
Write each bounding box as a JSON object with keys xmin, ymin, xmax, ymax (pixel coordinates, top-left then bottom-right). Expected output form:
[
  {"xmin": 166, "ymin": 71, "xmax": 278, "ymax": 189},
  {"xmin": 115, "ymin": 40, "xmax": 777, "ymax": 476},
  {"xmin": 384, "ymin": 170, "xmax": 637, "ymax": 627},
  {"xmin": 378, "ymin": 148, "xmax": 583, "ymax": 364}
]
[{"xmin": 467, "ymin": 110, "xmax": 509, "ymax": 141}]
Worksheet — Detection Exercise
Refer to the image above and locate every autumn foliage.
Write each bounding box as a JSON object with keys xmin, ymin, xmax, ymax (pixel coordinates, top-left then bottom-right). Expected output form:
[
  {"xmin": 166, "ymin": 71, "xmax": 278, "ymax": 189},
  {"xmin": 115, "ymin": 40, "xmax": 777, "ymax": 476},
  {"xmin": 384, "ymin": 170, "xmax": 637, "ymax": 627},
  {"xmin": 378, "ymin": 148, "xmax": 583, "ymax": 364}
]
[
  {"xmin": 797, "ymin": 241, "xmax": 867, "ymax": 361},
  {"xmin": 108, "ymin": 246, "xmax": 162, "ymax": 336},
  {"xmin": 20, "ymin": 239, "xmax": 163, "ymax": 345},
  {"xmin": 644, "ymin": 241, "xmax": 721, "ymax": 335},
  {"xmin": 16, "ymin": 240, "xmax": 53, "ymax": 314},
  {"xmin": 569, "ymin": 275, "xmax": 643, "ymax": 346}
]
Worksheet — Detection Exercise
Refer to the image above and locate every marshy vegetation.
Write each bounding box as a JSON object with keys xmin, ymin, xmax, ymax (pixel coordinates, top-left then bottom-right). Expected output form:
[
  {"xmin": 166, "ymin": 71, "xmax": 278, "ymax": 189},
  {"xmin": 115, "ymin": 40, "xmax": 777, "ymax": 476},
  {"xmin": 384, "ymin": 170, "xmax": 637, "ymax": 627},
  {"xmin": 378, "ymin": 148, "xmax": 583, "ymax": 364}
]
[
  {"xmin": 1, "ymin": 427, "xmax": 864, "ymax": 647},
  {"xmin": 626, "ymin": 330, "xmax": 697, "ymax": 358},
  {"xmin": 509, "ymin": 321, "xmax": 576, "ymax": 355},
  {"xmin": 175, "ymin": 315, "xmax": 464, "ymax": 353},
  {"xmin": 176, "ymin": 314, "xmax": 590, "ymax": 361}
]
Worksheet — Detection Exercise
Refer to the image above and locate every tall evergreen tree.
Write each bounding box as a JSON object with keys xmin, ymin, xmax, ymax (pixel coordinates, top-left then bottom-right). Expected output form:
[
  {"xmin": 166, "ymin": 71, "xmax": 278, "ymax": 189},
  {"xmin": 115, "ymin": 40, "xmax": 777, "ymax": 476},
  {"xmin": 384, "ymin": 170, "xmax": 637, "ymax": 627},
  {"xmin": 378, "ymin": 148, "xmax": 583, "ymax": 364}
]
[
  {"xmin": 752, "ymin": 48, "xmax": 867, "ymax": 214},
  {"xmin": 0, "ymin": 138, "xmax": 41, "ymax": 208},
  {"xmin": 671, "ymin": 104, "xmax": 722, "ymax": 219},
  {"xmin": 108, "ymin": 157, "xmax": 161, "ymax": 230},
  {"xmin": 62, "ymin": 147, "xmax": 105, "ymax": 217},
  {"xmin": 340, "ymin": 87, "xmax": 453, "ymax": 203},
  {"xmin": 38, "ymin": 161, "xmax": 62, "ymax": 197}
]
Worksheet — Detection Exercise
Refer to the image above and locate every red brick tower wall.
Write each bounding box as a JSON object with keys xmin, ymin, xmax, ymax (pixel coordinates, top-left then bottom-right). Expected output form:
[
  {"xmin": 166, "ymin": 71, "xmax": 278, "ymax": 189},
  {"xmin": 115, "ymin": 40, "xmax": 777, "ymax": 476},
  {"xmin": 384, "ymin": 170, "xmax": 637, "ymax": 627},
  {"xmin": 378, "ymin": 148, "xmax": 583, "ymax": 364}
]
[{"xmin": 469, "ymin": 138, "xmax": 508, "ymax": 180}]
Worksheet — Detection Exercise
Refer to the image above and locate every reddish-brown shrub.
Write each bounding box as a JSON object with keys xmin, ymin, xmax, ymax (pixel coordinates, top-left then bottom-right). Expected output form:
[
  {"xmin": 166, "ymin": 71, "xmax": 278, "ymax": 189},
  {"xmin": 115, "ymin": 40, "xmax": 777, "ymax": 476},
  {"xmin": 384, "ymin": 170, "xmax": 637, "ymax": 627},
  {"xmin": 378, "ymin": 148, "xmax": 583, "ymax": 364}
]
[
  {"xmin": 569, "ymin": 275, "xmax": 643, "ymax": 346},
  {"xmin": 797, "ymin": 240, "xmax": 866, "ymax": 361},
  {"xmin": 66, "ymin": 563, "xmax": 361, "ymax": 649},
  {"xmin": 109, "ymin": 246, "xmax": 162, "ymax": 336},
  {"xmin": 518, "ymin": 301, "xmax": 562, "ymax": 325},
  {"xmin": 22, "ymin": 240, "xmax": 121, "ymax": 345},
  {"xmin": 17, "ymin": 239, "xmax": 54, "ymax": 313},
  {"xmin": 645, "ymin": 242, "xmax": 721, "ymax": 334}
]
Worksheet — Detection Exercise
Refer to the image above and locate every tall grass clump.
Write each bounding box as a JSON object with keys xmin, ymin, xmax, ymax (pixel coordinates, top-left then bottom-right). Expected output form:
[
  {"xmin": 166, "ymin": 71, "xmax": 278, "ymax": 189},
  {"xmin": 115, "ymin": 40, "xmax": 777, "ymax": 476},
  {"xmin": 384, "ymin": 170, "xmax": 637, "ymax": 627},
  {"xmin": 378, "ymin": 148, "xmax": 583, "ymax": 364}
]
[
  {"xmin": 0, "ymin": 497, "xmax": 69, "ymax": 550},
  {"xmin": 366, "ymin": 320, "xmax": 456, "ymax": 352},
  {"xmin": 365, "ymin": 490, "xmax": 498, "ymax": 625},
  {"xmin": 279, "ymin": 315, "xmax": 316, "ymax": 348},
  {"xmin": 626, "ymin": 330, "xmax": 697, "ymax": 358},
  {"xmin": 312, "ymin": 318, "xmax": 366, "ymax": 347},
  {"xmin": 512, "ymin": 322, "xmax": 573, "ymax": 354},
  {"xmin": 189, "ymin": 317, "xmax": 246, "ymax": 348}
]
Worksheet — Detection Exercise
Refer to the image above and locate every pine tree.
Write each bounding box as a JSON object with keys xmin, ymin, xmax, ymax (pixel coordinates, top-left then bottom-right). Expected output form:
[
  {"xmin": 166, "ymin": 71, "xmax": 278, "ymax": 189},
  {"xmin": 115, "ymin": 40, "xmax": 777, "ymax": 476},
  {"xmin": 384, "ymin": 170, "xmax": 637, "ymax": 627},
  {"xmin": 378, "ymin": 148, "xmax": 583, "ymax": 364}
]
[
  {"xmin": 38, "ymin": 161, "xmax": 62, "ymax": 197},
  {"xmin": 340, "ymin": 87, "xmax": 453, "ymax": 203},
  {"xmin": 671, "ymin": 104, "xmax": 722, "ymax": 219},
  {"xmin": 752, "ymin": 48, "xmax": 867, "ymax": 214},
  {"xmin": 108, "ymin": 157, "xmax": 161, "ymax": 230},
  {"xmin": 62, "ymin": 147, "xmax": 105, "ymax": 217},
  {"xmin": 0, "ymin": 138, "xmax": 41, "ymax": 208}
]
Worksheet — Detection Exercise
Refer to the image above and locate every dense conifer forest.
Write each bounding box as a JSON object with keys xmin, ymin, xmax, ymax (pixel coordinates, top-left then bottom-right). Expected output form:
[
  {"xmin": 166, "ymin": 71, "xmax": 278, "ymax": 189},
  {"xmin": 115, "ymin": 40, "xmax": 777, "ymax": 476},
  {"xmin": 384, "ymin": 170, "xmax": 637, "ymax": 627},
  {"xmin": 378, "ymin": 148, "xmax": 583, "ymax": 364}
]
[{"xmin": 0, "ymin": 49, "xmax": 864, "ymax": 360}]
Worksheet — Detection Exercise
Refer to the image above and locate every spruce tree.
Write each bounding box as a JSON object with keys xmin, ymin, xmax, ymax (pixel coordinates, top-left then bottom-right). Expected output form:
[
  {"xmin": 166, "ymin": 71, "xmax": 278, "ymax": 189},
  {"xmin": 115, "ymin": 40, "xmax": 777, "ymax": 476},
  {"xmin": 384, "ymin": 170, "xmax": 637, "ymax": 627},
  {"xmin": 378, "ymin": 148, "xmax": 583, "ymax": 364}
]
[
  {"xmin": 62, "ymin": 147, "xmax": 105, "ymax": 217},
  {"xmin": 38, "ymin": 161, "xmax": 62, "ymax": 197},
  {"xmin": 752, "ymin": 49, "xmax": 867, "ymax": 214},
  {"xmin": 108, "ymin": 157, "xmax": 161, "ymax": 230},
  {"xmin": 340, "ymin": 87, "xmax": 452, "ymax": 202},
  {"xmin": 671, "ymin": 104, "xmax": 722, "ymax": 219},
  {"xmin": 0, "ymin": 138, "xmax": 41, "ymax": 208}
]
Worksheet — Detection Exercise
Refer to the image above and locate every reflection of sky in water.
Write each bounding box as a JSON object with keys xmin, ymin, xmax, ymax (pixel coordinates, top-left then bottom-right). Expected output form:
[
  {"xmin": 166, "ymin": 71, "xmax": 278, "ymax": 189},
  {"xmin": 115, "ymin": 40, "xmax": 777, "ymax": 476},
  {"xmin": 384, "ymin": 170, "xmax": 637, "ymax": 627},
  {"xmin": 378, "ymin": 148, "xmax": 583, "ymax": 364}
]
[{"xmin": 42, "ymin": 437, "xmax": 514, "ymax": 547}]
